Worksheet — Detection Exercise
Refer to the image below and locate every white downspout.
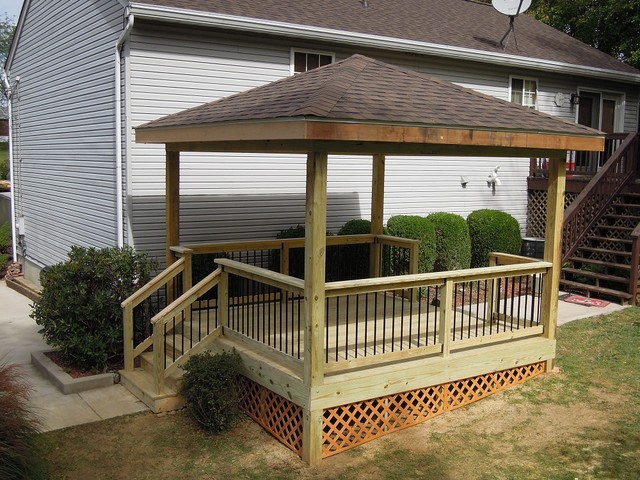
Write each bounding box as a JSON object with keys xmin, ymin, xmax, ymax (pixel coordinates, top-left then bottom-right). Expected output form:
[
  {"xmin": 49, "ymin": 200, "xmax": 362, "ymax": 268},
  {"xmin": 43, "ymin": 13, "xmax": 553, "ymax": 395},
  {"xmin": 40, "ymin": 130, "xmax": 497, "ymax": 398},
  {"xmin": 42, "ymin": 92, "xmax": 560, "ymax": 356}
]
[
  {"xmin": 115, "ymin": 8, "xmax": 134, "ymax": 248},
  {"xmin": 2, "ymin": 72, "xmax": 17, "ymax": 262}
]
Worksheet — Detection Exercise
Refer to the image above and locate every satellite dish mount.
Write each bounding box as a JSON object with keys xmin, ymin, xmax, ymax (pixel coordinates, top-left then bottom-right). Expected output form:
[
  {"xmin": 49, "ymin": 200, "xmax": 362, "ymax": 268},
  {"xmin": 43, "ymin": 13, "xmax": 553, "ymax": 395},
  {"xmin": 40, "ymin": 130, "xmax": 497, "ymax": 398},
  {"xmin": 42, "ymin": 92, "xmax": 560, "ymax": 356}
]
[{"xmin": 492, "ymin": 0, "xmax": 532, "ymax": 50}]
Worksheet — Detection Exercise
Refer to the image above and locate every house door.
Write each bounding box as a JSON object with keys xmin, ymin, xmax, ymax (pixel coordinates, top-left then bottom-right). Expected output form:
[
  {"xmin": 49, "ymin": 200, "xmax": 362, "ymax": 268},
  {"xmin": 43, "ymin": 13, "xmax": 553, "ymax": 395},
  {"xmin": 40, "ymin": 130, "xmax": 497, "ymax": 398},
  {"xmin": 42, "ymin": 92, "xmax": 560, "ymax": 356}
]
[{"xmin": 576, "ymin": 92, "xmax": 622, "ymax": 172}]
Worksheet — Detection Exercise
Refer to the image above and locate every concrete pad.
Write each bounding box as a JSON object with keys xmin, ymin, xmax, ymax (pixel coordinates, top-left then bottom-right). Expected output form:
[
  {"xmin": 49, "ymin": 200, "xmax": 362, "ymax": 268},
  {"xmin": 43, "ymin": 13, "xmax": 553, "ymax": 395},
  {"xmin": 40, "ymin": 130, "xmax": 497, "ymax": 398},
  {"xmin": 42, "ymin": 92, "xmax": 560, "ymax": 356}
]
[
  {"xmin": 79, "ymin": 385, "xmax": 149, "ymax": 420},
  {"xmin": 30, "ymin": 391, "xmax": 102, "ymax": 432},
  {"xmin": 557, "ymin": 291, "xmax": 626, "ymax": 326}
]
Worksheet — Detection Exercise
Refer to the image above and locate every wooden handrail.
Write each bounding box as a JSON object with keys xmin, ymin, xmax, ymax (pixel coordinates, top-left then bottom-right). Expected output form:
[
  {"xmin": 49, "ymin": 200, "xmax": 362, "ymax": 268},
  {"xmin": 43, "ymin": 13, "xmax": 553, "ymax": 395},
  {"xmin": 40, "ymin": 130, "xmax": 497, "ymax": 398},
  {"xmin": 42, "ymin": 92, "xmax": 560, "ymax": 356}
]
[
  {"xmin": 376, "ymin": 234, "xmax": 421, "ymax": 247},
  {"xmin": 215, "ymin": 258, "xmax": 305, "ymax": 294},
  {"xmin": 325, "ymin": 261, "xmax": 551, "ymax": 297},
  {"xmin": 121, "ymin": 257, "xmax": 185, "ymax": 308},
  {"xmin": 151, "ymin": 267, "xmax": 222, "ymax": 325},
  {"xmin": 563, "ymin": 132, "xmax": 639, "ymax": 262}
]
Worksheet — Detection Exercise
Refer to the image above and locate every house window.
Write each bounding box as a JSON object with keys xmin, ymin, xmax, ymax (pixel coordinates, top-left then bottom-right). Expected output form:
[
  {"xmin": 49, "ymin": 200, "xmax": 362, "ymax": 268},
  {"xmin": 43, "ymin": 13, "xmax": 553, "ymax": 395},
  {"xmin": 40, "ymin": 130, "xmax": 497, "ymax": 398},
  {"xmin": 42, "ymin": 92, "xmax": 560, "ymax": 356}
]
[
  {"xmin": 291, "ymin": 50, "xmax": 334, "ymax": 74},
  {"xmin": 510, "ymin": 77, "xmax": 537, "ymax": 108}
]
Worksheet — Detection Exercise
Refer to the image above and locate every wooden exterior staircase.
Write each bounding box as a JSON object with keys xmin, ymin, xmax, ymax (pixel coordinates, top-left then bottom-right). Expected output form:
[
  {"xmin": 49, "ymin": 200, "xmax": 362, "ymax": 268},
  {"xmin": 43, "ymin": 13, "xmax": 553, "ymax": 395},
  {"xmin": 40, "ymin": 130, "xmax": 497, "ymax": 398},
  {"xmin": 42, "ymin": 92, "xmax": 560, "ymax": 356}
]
[{"xmin": 560, "ymin": 132, "xmax": 640, "ymax": 304}]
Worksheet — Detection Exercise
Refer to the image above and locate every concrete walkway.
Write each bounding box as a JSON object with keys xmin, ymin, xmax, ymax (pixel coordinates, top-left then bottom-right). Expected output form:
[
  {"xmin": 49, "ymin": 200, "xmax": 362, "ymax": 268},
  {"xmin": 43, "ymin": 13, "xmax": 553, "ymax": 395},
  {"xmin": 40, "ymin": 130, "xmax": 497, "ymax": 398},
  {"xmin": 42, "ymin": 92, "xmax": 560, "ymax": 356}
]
[
  {"xmin": 0, "ymin": 280, "xmax": 148, "ymax": 432},
  {"xmin": 0, "ymin": 279, "xmax": 627, "ymax": 432}
]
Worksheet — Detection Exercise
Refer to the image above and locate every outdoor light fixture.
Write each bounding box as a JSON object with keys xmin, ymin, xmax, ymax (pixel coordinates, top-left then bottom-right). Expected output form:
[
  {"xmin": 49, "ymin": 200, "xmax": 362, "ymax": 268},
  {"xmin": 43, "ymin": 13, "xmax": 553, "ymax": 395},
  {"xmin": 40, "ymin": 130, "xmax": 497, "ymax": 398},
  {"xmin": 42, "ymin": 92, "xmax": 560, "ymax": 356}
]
[
  {"xmin": 570, "ymin": 93, "xmax": 581, "ymax": 106},
  {"xmin": 487, "ymin": 166, "xmax": 501, "ymax": 187},
  {"xmin": 460, "ymin": 176, "xmax": 470, "ymax": 187}
]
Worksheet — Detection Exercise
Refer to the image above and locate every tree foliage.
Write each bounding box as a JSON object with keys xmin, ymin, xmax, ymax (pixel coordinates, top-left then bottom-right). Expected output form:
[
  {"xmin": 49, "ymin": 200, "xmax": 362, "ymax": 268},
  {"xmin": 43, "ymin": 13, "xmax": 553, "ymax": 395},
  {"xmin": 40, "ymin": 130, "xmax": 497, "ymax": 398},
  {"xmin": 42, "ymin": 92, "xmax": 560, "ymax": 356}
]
[
  {"xmin": 0, "ymin": 15, "xmax": 16, "ymax": 109},
  {"xmin": 529, "ymin": 0, "xmax": 640, "ymax": 69}
]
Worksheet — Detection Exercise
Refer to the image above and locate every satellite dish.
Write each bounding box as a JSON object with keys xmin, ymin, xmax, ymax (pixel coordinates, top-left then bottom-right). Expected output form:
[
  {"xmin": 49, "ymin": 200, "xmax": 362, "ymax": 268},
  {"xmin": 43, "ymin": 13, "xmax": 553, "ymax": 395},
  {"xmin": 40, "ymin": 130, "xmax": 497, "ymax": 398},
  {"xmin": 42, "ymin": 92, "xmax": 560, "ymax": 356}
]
[
  {"xmin": 492, "ymin": 0, "xmax": 532, "ymax": 49},
  {"xmin": 491, "ymin": 0, "xmax": 532, "ymax": 17}
]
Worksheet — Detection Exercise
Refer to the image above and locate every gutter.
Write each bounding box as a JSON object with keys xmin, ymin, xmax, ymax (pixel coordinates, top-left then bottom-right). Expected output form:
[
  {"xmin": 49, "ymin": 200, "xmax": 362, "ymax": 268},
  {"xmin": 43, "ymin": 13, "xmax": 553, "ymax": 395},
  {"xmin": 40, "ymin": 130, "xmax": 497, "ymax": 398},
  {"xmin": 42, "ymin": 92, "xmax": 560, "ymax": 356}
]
[
  {"xmin": 129, "ymin": 3, "xmax": 640, "ymax": 85},
  {"xmin": 2, "ymin": 72, "xmax": 17, "ymax": 262},
  {"xmin": 115, "ymin": 8, "xmax": 134, "ymax": 248}
]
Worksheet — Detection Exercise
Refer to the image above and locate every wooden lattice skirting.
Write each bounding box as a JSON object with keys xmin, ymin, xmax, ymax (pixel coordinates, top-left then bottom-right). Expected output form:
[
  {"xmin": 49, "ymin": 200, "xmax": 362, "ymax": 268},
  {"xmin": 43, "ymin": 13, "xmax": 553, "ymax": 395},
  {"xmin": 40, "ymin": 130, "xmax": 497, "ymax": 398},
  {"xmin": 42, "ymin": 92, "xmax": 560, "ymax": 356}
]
[{"xmin": 237, "ymin": 362, "xmax": 545, "ymax": 460}]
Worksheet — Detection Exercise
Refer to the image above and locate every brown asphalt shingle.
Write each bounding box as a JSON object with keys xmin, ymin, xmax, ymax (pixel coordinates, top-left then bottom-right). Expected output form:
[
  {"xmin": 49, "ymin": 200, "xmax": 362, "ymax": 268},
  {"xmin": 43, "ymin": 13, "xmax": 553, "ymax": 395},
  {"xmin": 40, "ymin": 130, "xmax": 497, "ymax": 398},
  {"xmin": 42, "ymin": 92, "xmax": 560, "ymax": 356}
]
[
  {"xmin": 135, "ymin": 0, "xmax": 639, "ymax": 75},
  {"xmin": 138, "ymin": 54, "xmax": 600, "ymax": 136}
]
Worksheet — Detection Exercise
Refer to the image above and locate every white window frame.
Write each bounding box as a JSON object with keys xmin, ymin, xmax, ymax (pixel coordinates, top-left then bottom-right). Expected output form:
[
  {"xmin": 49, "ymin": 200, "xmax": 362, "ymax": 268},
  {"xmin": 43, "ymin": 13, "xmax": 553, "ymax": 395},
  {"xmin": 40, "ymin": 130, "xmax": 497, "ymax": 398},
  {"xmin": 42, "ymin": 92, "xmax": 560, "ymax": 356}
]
[
  {"xmin": 290, "ymin": 48, "xmax": 335, "ymax": 75},
  {"xmin": 575, "ymin": 87, "xmax": 625, "ymax": 133},
  {"xmin": 508, "ymin": 75, "xmax": 538, "ymax": 109}
]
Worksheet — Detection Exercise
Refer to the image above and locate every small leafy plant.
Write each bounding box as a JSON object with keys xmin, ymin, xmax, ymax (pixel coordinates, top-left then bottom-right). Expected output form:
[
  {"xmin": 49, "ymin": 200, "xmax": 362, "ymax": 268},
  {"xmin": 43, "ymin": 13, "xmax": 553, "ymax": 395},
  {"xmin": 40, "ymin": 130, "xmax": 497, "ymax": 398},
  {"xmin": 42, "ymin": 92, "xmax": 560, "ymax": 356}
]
[
  {"xmin": 180, "ymin": 350, "xmax": 242, "ymax": 432},
  {"xmin": 30, "ymin": 246, "xmax": 157, "ymax": 371}
]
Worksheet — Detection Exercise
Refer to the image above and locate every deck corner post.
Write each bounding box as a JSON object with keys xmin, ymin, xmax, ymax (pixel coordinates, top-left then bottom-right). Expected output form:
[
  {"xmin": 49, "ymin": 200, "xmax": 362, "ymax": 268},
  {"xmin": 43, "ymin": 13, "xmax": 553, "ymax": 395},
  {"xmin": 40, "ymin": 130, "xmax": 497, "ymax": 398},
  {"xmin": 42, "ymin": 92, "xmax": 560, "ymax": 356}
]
[
  {"xmin": 166, "ymin": 148, "xmax": 180, "ymax": 267},
  {"xmin": 541, "ymin": 156, "xmax": 566, "ymax": 371},
  {"xmin": 370, "ymin": 154, "xmax": 385, "ymax": 277},
  {"xmin": 123, "ymin": 303, "xmax": 134, "ymax": 371},
  {"xmin": 304, "ymin": 151, "xmax": 327, "ymax": 388},
  {"xmin": 302, "ymin": 408, "xmax": 324, "ymax": 465}
]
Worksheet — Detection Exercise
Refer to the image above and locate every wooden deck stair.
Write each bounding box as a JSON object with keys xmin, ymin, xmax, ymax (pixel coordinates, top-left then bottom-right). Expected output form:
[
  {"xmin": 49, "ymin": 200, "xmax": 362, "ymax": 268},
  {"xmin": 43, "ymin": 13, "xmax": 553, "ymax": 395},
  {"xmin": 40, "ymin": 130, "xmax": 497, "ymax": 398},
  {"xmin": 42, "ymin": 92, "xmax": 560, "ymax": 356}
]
[{"xmin": 561, "ymin": 190, "xmax": 640, "ymax": 304}]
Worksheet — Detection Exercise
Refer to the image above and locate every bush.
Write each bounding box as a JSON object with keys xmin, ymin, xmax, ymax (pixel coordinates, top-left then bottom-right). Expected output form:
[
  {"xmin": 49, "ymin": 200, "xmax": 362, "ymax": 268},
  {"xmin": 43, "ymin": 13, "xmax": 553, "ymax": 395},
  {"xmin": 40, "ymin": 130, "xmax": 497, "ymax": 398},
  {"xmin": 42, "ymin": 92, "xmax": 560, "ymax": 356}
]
[
  {"xmin": 0, "ymin": 362, "xmax": 47, "ymax": 480},
  {"xmin": 467, "ymin": 209, "xmax": 522, "ymax": 268},
  {"xmin": 180, "ymin": 350, "xmax": 242, "ymax": 432},
  {"xmin": 0, "ymin": 143, "xmax": 8, "ymax": 180},
  {"xmin": 30, "ymin": 246, "xmax": 157, "ymax": 371},
  {"xmin": 386, "ymin": 215, "xmax": 436, "ymax": 273},
  {"xmin": 336, "ymin": 219, "xmax": 371, "ymax": 280},
  {"xmin": 426, "ymin": 212, "xmax": 471, "ymax": 272},
  {"xmin": 0, "ymin": 222, "xmax": 10, "ymax": 274}
]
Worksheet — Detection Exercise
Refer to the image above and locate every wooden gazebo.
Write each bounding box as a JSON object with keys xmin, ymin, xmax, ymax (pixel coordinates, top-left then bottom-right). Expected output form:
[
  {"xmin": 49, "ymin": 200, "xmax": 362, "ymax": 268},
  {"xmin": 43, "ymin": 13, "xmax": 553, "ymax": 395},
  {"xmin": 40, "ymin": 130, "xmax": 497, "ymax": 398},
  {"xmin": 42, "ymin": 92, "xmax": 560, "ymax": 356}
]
[{"xmin": 125, "ymin": 55, "xmax": 603, "ymax": 464}]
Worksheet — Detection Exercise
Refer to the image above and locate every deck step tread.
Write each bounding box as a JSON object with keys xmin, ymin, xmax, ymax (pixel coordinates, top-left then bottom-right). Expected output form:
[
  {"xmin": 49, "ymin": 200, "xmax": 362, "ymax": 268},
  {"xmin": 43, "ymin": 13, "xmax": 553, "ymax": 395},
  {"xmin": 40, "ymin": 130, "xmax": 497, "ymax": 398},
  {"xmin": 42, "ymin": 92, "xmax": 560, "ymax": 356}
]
[
  {"xmin": 577, "ymin": 246, "xmax": 631, "ymax": 257},
  {"xmin": 603, "ymin": 213, "xmax": 640, "ymax": 221},
  {"xmin": 566, "ymin": 257, "xmax": 631, "ymax": 270},
  {"xmin": 587, "ymin": 236, "xmax": 633, "ymax": 245},
  {"xmin": 562, "ymin": 267, "xmax": 628, "ymax": 284},
  {"xmin": 559, "ymin": 279, "xmax": 632, "ymax": 299}
]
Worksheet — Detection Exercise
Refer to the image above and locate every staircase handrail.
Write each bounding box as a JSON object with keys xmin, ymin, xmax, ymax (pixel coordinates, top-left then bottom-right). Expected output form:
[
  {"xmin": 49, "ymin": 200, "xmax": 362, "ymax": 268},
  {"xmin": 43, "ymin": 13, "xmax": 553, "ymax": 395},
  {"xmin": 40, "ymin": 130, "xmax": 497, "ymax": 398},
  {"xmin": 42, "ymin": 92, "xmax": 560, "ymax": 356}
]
[
  {"xmin": 562, "ymin": 132, "xmax": 639, "ymax": 262},
  {"xmin": 151, "ymin": 267, "xmax": 224, "ymax": 393},
  {"xmin": 121, "ymin": 257, "xmax": 186, "ymax": 309},
  {"xmin": 630, "ymin": 222, "xmax": 640, "ymax": 305}
]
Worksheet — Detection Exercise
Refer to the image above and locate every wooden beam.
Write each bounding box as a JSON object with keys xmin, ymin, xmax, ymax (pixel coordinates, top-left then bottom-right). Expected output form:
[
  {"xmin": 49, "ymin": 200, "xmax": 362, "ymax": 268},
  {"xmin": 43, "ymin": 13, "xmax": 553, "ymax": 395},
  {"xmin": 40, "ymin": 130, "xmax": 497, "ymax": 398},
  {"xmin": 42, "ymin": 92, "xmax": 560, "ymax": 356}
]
[
  {"xmin": 137, "ymin": 120, "xmax": 604, "ymax": 154},
  {"xmin": 166, "ymin": 148, "xmax": 180, "ymax": 266},
  {"xmin": 370, "ymin": 154, "xmax": 385, "ymax": 277},
  {"xmin": 303, "ymin": 151, "xmax": 328, "ymax": 466},
  {"xmin": 304, "ymin": 151, "xmax": 328, "ymax": 388},
  {"xmin": 540, "ymin": 157, "xmax": 566, "ymax": 371}
]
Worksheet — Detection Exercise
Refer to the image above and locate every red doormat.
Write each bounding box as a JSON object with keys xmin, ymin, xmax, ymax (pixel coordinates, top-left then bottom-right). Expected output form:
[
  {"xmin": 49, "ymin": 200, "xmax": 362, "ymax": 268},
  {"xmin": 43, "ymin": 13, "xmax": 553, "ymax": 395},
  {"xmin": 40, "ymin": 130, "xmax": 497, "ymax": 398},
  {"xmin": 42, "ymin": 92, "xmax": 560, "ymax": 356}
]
[{"xmin": 559, "ymin": 294, "xmax": 610, "ymax": 307}]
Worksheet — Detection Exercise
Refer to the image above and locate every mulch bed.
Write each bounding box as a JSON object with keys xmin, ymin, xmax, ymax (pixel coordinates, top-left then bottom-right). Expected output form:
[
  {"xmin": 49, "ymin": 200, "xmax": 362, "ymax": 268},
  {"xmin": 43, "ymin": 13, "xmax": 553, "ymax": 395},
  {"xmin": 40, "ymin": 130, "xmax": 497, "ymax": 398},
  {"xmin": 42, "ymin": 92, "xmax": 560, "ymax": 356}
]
[{"xmin": 44, "ymin": 351, "xmax": 123, "ymax": 379}]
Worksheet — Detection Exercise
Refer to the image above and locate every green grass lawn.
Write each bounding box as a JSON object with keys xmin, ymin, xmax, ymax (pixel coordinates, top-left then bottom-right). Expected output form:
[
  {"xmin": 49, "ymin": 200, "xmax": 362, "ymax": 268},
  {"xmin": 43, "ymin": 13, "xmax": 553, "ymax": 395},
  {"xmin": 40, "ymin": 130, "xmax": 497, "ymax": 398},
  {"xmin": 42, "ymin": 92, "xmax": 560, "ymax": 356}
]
[{"xmin": 38, "ymin": 308, "xmax": 640, "ymax": 479}]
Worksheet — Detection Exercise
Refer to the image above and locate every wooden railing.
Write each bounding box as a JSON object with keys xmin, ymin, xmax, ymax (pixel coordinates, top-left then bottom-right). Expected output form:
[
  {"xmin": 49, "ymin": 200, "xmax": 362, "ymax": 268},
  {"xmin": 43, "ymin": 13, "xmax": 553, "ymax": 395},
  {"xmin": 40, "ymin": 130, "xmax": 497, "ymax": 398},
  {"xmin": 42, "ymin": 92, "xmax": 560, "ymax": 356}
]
[
  {"xmin": 530, "ymin": 133, "xmax": 629, "ymax": 178},
  {"xmin": 562, "ymin": 132, "xmax": 639, "ymax": 262},
  {"xmin": 213, "ymin": 253, "xmax": 551, "ymax": 374}
]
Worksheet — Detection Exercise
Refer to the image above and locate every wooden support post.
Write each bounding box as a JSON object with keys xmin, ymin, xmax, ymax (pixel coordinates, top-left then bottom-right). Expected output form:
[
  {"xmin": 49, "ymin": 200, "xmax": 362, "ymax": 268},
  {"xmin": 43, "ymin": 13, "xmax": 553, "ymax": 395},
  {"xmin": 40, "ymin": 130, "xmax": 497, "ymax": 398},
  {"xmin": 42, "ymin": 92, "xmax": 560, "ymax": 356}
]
[
  {"xmin": 183, "ymin": 249, "xmax": 193, "ymax": 330},
  {"xmin": 153, "ymin": 321, "xmax": 165, "ymax": 394},
  {"xmin": 486, "ymin": 254, "xmax": 498, "ymax": 323},
  {"xmin": 370, "ymin": 154, "xmax": 385, "ymax": 277},
  {"xmin": 439, "ymin": 280, "xmax": 453, "ymax": 357},
  {"xmin": 219, "ymin": 269, "xmax": 229, "ymax": 330},
  {"xmin": 303, "ymin": 151, "xmax": 327, "ymax": 465},
  {"xmin": 541, "ymin": 157, "xmax": 566, "ymax": 371},
  {"xmin": 123, "ymin": 303, "xmax": 134, "ymax": 371},
  {"xmin": 166, "ymin": 148, "xmax": 180, "ymax": 267}
]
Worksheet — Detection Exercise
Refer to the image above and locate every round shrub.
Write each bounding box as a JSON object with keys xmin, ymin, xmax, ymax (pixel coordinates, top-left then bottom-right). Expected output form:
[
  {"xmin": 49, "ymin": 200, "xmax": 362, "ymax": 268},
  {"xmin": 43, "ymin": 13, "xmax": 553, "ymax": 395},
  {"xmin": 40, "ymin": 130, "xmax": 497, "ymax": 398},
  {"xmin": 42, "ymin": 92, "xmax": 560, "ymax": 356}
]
[
  {"xmin": 338, "ymin": 219, "xmax": 371, "ymax": 236},
  {"xmin": 386, "ymin": 215, "xmax": 436, "ymax": 273},
  {"xmin": 180, "ymin": 350, "xmax": 242, "ymax": 432},
  {"xmin": 30, "ymin": 246, "xmax": 157, "ymax": 371},
  {"xmin": 467, "ymin": 209, "xmax": 522, "ymax": 268},
  {"xmin": 426, "ymin": 212, "xmax": 471, "ymax": 272}
]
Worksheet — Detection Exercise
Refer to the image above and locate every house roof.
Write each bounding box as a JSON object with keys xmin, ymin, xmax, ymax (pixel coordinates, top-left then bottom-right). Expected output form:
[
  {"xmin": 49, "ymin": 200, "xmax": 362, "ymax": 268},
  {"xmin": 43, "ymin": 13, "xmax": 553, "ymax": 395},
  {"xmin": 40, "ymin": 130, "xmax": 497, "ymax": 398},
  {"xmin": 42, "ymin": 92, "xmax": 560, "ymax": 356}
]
[
  {"xmin": 136, "ymin": 54, "xmax": 603, "ymax": 156},
  {"xmin": 133, "ymin": 0, "xmax": 640, "ymax": 78}
]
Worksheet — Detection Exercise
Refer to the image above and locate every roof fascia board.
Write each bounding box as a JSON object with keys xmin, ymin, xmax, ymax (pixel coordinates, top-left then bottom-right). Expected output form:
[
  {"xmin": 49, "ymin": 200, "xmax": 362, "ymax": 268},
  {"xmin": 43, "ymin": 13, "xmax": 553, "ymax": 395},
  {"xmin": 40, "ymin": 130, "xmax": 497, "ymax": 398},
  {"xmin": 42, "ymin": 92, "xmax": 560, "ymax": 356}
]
[{"xmin": 129, "ymin": 3, "xmax": 640, "ymax": 85}]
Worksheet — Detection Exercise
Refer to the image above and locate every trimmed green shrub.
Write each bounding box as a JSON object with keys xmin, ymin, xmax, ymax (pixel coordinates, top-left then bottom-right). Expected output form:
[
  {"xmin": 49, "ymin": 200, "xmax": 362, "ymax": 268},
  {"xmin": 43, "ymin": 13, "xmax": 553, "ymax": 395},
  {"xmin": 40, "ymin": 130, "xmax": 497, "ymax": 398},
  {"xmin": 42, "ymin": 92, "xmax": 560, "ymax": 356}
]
[
  {"xmin": 0, "ymin": 222, "xmax": 10, "ymax": 273},
  {"xmin": 386, "ymin": 215, "xmax": 436, "ymax": 273},
  {"xmin": 30, "ymin": 246, "xmax": 157, "ymax": 371},
  {"xmin": 467, "ymin": 209, "xmax": 522, "ymax": 268},
  {"xmin": 180, "ymin": 350, "xmax": 242, "ymax": 432},
  {"xmin": 0, "ymin": 362, "xmax": 47, "ymax": 480},
  {"xmin": 426, "ymin": 212, "xmax": 471, "ymax": 272},
  {"xmin": 336, "ymin": 219, "xmax": 371, "ymax": 280},
  {"xmin": 271, "ymin": 225, "xmax": 306, "ymax": 278},
  {"xmin": 0, "ymin": 143, "xmax": 8, "ymax": 180}
]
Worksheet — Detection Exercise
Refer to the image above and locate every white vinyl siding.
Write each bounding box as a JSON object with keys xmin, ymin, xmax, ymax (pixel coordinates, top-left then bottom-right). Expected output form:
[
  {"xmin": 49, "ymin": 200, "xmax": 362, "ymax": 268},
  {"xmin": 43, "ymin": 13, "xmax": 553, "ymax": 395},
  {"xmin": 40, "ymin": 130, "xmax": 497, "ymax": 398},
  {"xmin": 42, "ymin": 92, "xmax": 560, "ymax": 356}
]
[{"xmin": 8, "ymin": 0, "xmax": 124, "ymax": 267}]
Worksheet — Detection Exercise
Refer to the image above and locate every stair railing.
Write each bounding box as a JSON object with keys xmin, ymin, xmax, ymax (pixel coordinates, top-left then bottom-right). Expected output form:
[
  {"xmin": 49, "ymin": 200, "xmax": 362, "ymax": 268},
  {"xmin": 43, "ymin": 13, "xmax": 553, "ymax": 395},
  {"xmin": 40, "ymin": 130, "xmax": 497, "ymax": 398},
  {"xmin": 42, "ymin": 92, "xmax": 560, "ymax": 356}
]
[
  {"xmin": 563, "ymin": 132, "xmax": 640, "ymax": 262},
  {"xmin": 149, "ymin": 267, "xmax": 223, "ymax": 394},
  {"xmin": 630, "ymin": 223, "xmax": 640, "ymax": 306},
  {"xmin": 121, "ymin": 256, "xmax": 188, "ymax": 372}
]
